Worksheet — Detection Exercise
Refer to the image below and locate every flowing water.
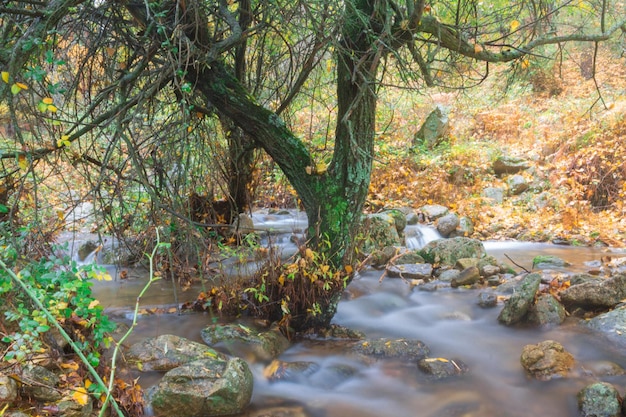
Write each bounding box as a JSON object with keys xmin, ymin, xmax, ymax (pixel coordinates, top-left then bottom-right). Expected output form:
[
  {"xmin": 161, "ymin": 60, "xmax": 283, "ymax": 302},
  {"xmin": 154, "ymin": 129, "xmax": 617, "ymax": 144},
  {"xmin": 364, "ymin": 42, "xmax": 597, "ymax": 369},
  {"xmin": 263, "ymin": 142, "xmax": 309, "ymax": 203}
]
[{"xmin": 82, "ymin": 212, "xmax": 626, "ymax": 417}]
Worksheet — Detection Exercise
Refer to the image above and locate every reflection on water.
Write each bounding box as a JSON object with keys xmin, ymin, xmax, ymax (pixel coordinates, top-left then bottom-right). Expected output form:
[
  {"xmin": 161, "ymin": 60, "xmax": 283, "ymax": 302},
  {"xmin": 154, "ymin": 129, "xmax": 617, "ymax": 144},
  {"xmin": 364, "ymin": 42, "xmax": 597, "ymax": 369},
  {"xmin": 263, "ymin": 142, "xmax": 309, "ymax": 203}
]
[{"xmin": 93, "ymin": 238, "xmax": 626, "ymax": 417}]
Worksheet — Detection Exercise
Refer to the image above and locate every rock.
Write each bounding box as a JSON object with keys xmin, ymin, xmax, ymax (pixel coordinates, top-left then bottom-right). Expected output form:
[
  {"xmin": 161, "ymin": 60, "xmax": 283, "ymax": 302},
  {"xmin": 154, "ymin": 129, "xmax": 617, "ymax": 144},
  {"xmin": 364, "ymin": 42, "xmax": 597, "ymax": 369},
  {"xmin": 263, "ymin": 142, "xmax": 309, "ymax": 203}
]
[
  {"xmin": 455, "ymin": 258, "xmax": 478, "ymax": 270},
  {"xmin": 394, "ymin": 250, "xmax": 425, "ymax": 265},
  {"xmin": 455, "ymin": 216, "xmax": 474, "ymax": 237},
  {"xmin": 77, "ymin": 240, "xmax": 98, "ymax": 261},
  {"xmin": 493, "ymin": 155, "xmax": 530, "ymax": 176},
  {"xmin": 450, "ymin": 266, "xmax": 480, "ymax": 288},
  {"xmin": 201, "ymin": 324, "xmax": 289, "ymax": 361},
  {"xmin": 582, "ymin": 360, "xmax": 625, "ymax": 377},
  {"xmin": 498, "ymin": 273, "xmax": 541, "ymax": 325},
  {"xmin": 21, "ymin": 365, "xmax": 61, "ymax": 402},
  {"xmin": 586, "ymin": 306, "xmax": 626, "ymax": 346},
  {"xmin": 264, "ymin": 360, "xmax": 320, "ymax": 383},
  {"xmin": 481, "ymin": 264, "xmax": 501, "ymax": 277},
  {"xmin": 406, "ymin": 211, "xmax": 420, "ymax": 225},
  {"xmin": 482, "ymin": 187, "xmax": 504, "ymax": 204},
  {"xmin": 0, "ymin": 373, "xmax": 18, "ymax": 404},
  {"xmin": 578, "ymin": 382, "xmax": 622, "ymax": 417},
  {"xmin": 560, "ymin": 274, "xmax": 626, "ymax": 310},
  {"xmin": 418, "ymin": 204, "xmax": 449, "ymax": 220},
  {"xmin": 369, "ymin": 246, "xmax": 397, "ymax": 267},
  {"xmin": 126, "ymin": 334, "xmax": 226, "ymax": 372},
  {"xmin": 507, "ymin": 174, "xmax": 529, "ymax": 195},
  {"xmin": 477, "ymin": 292, "xmax": 498, "ymax": 308},
  {"xmin": 531, "ymin": 191, "xmax": 559, "ymax": 210},
  {"xmin": 353, "ymin": 338, "xmax": 430, "ymax": 360},
  {"xmin": 532, "ymin": 255, "xmax": 571, "ymax": 269},
  {"xmin": 520, "ymin": 340, "xmax": 574, "ymax": 380},
  {"xmin": 527, "ymin": 294, "xmax": 566, "ymax": 326},
  {"xmin": 359, "ymin": 215, "xmax": 402, "ymax": 254},
  {"xmin": 386, "ymin": 263, "xmax": 433, "ymax": 280},
  {"xmin": 438, "ymin": 269, "xmax": 460, "ymax": 282},
  {"xmin": 413, "ymin": 105, "xmax": 449, "ymax": 149},
  {"xmin": 417, "ymin": 357, "xmax": 469, "ymax": 379},
  {"xmin": 57, "ymin": 394, "xmax": 93, "ymax": 417},
  {"xmin": 436, "ymin": 213, "xmax": 459, "ymax": 237},
  {"xmin": 231, "ymin": 213, "xmax": 255, "ymax": 234},
  {"xmin": 150, "ymin": 358, "xmax": 253, "ymax": 417},
  {"xmin": 419, "ymin": 237, "xmax": 487, "ymax": 267}
]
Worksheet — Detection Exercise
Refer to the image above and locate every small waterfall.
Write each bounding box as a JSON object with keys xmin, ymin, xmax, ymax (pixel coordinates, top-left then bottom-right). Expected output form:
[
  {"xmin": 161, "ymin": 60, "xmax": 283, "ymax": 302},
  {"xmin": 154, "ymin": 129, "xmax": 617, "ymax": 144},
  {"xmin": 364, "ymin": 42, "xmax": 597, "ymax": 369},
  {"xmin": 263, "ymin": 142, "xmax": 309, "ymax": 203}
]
[{"xmin": 405, "ymin": 224, "xmax": 442, "ymax": 249}]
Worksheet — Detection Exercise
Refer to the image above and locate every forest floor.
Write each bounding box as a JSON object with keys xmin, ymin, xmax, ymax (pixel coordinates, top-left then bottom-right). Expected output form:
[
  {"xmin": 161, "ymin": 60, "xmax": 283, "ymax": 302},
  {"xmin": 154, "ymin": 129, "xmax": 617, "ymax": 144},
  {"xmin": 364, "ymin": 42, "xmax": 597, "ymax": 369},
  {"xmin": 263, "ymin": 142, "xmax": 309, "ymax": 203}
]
[
  {"xmin": 371, "ymin": 48, "xmax": 626, "ymax": 248},
  {"xmin": 261, "ymin": 45, "xmax": 626, "ymax": 248}
]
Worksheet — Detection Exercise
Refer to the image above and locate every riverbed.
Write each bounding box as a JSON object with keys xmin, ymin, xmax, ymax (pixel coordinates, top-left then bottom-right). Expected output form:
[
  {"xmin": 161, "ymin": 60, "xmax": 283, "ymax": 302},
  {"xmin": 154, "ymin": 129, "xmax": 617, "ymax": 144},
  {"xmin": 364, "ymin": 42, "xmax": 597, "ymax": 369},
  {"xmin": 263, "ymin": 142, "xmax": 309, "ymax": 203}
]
[{"xmin": 82, "ymin": 213, "xmax": 626, "ymax": 417}]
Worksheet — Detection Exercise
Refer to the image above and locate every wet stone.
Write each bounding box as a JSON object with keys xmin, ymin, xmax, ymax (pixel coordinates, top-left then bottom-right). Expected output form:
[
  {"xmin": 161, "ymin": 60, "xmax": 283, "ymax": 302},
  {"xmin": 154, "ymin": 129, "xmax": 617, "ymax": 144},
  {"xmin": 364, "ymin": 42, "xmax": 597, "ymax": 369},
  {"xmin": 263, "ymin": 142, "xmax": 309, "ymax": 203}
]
[
  {"xmin": 126, "ymin": 334, "xmax": 226, "ymax": 372},
  {"xmin": 520, "ymin": 340, "xmax": 574, "ymax": 380},
  {"xmin": 264, "ymin": 360, "xmax": 320, "ymax": 383},
  {"xmin": 477, "ymin": 292, "xmax": 497, "ymax": 308},
  {"xmin": 418, "ymin": 357, "xmax": 469, "ymax": 379},
  {"xmin": 498, "ymin": 273, "xmax": 541, "ymax": 325},
  {"xmin": 21, "ymin": 365, "xmax": 61, "ymax": 402},
  {"xmin": 578, "ymin": 382, "xmax": 622, "ymax": 417},
  {"xmin": 386, "ymin": 263, "xmax": 433, "ymax": 280},
  {"xmin": 353, "ymin": 338, "xmax": 430, "ymax": 361},
  {"xmin": 451, "ymin": 266, "xmax": 480, "ymax": 288},
  {"xmin": 201, "ymin": 323, "xmax": 290, "ymax": 361}
]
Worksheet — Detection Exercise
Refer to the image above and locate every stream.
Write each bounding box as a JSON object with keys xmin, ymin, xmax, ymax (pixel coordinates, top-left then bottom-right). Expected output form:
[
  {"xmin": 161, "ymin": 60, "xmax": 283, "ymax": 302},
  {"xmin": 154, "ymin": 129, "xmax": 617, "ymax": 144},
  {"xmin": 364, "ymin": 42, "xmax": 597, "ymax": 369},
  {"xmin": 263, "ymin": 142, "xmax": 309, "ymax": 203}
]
[{"xmin": 74, "ymin": 210, "xmax": 626, "ymax": 417}]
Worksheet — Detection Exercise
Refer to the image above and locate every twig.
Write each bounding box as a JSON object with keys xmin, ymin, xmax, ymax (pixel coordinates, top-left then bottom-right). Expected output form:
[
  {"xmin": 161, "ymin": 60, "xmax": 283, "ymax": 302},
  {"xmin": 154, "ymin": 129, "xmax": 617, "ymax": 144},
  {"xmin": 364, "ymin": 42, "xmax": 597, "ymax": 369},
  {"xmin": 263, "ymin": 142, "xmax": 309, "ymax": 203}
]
[{"xmin": 504, "ymin": 253, "xmax": 529, "ymax": 273}]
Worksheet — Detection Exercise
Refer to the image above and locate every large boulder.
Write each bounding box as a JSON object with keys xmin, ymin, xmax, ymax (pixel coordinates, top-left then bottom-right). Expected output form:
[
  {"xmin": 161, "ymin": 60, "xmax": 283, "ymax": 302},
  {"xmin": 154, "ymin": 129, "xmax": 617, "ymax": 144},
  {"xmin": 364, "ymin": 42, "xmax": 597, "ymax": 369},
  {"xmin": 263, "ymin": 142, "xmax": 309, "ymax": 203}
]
[
  {"xmin": 520, "ymin": 340, "xmax": 574, "ymax": 380},
  {"xmin": 560, "ymin": 274, "xmax": 626, "ymax": 310},
  {"xmin": 150, "ymin": 358, "xmax": 253, "ymax": 417},
  {"xmin": 419, "ymin": 237, "xmax": 486, "ymax": 267},
  {"xmin": 201, "ymin": 324, "xmax": 289, "ymax": 361},
  {"xmin": 498, "ymin": 273, "xmax": 541, "ymax": 325},
  {"xmin": 126, "ymin": 334, "xmax": 227, "ymax": 372},
  {"xmin": 578, "ymin": 382, "xmax": 622, "ymax": 417},
  {"xmin": 413, "ymin": 105, "xmax": 449, "ymax": 149}
]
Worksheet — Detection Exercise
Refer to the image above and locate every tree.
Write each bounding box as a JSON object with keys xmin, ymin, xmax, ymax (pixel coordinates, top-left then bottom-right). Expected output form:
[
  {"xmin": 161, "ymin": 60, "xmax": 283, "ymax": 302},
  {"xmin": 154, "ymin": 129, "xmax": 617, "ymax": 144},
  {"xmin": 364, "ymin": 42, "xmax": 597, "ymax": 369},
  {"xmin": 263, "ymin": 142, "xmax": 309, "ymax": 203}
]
[{"xmin": 1, "ymin": 0, "xmax": 625, "ymax": 331}]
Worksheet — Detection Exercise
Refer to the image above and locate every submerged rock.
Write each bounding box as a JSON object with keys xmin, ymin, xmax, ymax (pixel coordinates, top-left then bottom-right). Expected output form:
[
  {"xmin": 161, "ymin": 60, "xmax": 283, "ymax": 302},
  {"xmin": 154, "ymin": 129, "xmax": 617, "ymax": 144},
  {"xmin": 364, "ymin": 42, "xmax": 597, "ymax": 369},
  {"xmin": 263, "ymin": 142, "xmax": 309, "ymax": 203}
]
[
  {"xmin": 417, "ymin": 357, "xmax": 469, "ymax": 379},
  {"xmin": 127, "ymin": 334, "xmax": 226, "ymax": 372},
  {"xmin": 353, "ymin": 338, "xmax": 429, "ymax": 361},
  {"xmin": 520, "ymin": 340, "xmax": 574, "ymax": 380},
  {"xmin": 264, "ymin": 360, "xmax": 320, "ymax": 383},
  {"xmin": 150, "ymin": 357, "xmax": 253, "ymax": 417},
  {"xmin": 532, "ymin": 255, "xmax": 571, "ymax": 269},
  {"xmin": 498, "ymin": 273, "xmax": 541, "ymax": 325},
  {"xmin": 578, "ymin": 382, "xmax": 622, "ymax": 417}
]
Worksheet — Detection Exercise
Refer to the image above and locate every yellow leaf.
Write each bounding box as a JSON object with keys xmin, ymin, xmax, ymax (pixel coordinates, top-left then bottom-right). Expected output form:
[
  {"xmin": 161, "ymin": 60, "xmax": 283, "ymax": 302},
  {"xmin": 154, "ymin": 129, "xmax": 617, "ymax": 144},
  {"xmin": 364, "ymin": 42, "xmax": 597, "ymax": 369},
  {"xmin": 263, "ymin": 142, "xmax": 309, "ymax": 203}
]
[
  {"xmin": 15, "ymin": 82, "xmax": 28, "ymax": 90},
  {"xmin": 72, "ymin": 386, "xmax": 89, "ymax": 406},
  {"xmin": 47, "ymin": 104, "xmax": 58, "ymax": 113},
  {"xmin": 17, "ymin": 154, "xmax": 28, "ymax": 171},
  {"xmin": 84, "ymin": 379, "xmax": 92, "ymax": 389},
  {"xmin": 1, "ymin": 72, "xmax": 8, "ymax": 83},
  {"xmin": 42, "ymin": 97, "xmax": 54, "ymax": 104},
  {"xmin": 88, "ymin": 300, "xmax": 100, "ymax": 309},
  {"xmin": 315, "ymin": 162, "xmax": 327, "ymax": 175},
  {"xmin": 510, "ymin": 20, "xmax": 520, "ymax": 32},
  {"xmin": 57, "ymin": 301, "xmax": 69, "ymax": 310},
  {"xmin": 305, "ymin": 248, "xmax": 314, "ymax": 260},
  {"xmin": 474, "ymin": 44, "xmax": 483, "ymax": 54},
  {"xmin": 278, "ymin": 274, "xmax": 285, "ymax": 286},
  {"xmin": 57, "ymin": 135, "xmax": 71, "ymax": 148},
  {"xmin": 521, "ymin": 57, "xmax": 530, "ymax": 69},
  {"xmin": 344, "ymin": 264, "xmax": 353, "ymax": 274}
]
